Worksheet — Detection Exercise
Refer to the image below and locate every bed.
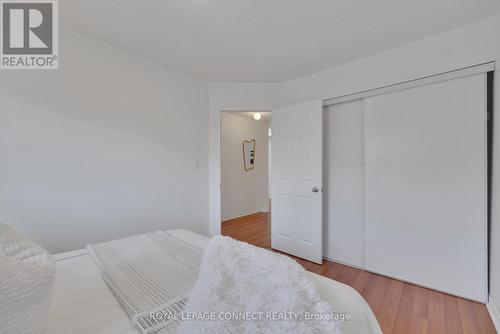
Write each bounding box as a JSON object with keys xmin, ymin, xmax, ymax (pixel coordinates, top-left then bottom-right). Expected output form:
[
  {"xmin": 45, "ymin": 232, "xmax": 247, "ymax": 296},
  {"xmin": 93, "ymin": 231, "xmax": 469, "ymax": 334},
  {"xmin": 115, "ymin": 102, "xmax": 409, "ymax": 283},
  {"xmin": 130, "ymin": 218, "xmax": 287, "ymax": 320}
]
[{"xmin": 43, "ymin": 229, "xmax": 381, "ymax": 334}]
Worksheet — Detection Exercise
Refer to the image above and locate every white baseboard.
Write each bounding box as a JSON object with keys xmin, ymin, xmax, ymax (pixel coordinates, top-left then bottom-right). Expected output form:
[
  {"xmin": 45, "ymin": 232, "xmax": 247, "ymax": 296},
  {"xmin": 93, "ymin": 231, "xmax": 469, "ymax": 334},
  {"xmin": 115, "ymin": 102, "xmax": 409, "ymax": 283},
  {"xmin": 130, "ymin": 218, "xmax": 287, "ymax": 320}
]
[
  {"xmin": 322, "ymin": 255, "xmax": 365, "ymax": 271},
  {"xmin": 487, "ymin": 297, "xmax": 500, "ymax": 333}
]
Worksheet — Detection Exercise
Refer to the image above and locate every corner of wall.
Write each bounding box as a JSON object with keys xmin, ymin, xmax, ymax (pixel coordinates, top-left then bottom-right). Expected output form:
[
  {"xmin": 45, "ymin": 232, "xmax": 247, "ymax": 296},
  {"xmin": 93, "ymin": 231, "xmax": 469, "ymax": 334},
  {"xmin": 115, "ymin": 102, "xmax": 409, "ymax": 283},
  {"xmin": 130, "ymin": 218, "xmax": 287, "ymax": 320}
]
[{"xmin": 489, "ymin": 4, "xmax": 500, "ymax": 324}]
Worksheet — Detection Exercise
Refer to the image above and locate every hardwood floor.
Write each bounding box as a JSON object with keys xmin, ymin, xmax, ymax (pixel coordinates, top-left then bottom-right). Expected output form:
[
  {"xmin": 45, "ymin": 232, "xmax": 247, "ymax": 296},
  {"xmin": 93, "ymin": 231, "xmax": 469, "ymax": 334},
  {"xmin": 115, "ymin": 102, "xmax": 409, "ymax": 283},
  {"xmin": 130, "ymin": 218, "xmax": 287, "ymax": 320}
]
[{"xmin": 221, "ymin": 212, "xmax": 496, "ymax": 334}]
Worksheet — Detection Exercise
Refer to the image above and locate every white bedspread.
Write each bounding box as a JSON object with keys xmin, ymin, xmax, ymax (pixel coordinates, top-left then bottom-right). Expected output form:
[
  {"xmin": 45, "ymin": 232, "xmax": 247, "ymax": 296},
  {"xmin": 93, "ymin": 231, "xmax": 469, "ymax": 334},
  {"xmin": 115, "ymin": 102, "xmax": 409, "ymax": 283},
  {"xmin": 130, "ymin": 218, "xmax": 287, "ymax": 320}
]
[{"xmin": 43, "ymin": 230, "xmax": 381, "ymax": 334}]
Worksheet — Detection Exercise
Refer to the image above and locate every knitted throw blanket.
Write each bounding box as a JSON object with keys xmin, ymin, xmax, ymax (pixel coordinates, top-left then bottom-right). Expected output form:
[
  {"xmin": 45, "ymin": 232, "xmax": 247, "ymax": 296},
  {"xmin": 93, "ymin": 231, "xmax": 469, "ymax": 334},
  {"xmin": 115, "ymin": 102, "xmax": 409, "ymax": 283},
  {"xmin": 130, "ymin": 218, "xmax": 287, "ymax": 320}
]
[{"xmin": 87, "ymin": 231, "xmax": 202, "ymax": 334}]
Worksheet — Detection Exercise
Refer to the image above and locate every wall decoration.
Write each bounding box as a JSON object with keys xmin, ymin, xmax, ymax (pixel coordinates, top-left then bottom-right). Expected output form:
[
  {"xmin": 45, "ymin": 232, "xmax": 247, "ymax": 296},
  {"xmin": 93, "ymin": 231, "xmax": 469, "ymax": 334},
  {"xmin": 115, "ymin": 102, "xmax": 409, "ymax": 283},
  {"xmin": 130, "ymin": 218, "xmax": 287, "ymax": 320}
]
[{"xmin": 242, "ymin": 139, "xmax": 256, "ymax": 171}]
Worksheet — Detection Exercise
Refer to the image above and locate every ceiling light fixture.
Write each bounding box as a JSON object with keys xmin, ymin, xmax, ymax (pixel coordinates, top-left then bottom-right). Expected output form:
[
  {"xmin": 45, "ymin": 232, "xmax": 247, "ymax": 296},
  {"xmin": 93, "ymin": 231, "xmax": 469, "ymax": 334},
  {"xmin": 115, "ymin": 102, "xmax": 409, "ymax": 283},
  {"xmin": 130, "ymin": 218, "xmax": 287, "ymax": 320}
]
[{"xmin": 253, "ymin": 112, "xmax": 262, "ymax": 120}]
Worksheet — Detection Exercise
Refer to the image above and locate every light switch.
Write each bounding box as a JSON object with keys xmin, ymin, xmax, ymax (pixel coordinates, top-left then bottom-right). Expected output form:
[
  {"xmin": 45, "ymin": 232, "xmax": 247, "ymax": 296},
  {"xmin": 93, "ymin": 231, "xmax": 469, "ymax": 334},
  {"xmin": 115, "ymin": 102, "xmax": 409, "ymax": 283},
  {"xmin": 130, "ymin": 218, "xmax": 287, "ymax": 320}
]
[{"xmin": 193, "ymin": 161, "xmax": 200, "ymax": 170}]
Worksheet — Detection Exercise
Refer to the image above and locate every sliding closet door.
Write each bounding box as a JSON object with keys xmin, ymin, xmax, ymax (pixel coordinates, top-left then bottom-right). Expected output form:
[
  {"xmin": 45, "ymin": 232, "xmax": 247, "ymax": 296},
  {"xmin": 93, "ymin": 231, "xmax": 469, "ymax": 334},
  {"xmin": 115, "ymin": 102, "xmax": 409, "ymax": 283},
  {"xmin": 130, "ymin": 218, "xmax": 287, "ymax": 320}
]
[
  {"xmin": 364, "ymin": 74, "xmax": 487, "ymax": 302},
  {"xmin": 324, "ymin": 100, "xmax": 365, "ymax": 267}
]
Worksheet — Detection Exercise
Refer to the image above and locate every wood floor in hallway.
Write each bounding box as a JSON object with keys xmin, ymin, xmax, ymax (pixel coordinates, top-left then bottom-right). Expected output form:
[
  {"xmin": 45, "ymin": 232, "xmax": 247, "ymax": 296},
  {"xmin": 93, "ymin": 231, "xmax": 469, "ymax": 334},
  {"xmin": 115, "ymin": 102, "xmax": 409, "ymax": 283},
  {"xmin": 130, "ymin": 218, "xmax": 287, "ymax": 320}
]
[{"xmin": 221, "ymin": 212, "xmax": 496, "ymax": 334}]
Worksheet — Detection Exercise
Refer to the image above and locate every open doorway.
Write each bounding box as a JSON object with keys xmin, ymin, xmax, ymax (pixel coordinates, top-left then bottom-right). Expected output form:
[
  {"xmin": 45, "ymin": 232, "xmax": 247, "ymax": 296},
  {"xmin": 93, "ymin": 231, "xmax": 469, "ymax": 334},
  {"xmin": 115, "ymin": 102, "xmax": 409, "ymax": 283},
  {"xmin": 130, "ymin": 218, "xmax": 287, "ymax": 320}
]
[{"xmin": 220, "ymin": 111, "xmax": 271, "ymax": 248}]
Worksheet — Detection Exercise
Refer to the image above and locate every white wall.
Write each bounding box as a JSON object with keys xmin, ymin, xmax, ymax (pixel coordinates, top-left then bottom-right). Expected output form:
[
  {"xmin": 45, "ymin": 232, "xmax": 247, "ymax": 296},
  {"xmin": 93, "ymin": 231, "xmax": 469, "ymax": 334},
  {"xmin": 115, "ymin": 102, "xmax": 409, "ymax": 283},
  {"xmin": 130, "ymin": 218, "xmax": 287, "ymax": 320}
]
[
  {"xmin": 221, "ymin": 113, "xmax": 269, "ymax": 221},
  {"xmin": 268, "ymin": 132, "xmax": 272, "ymax": 196},
  {"xmin": 489, "ymin": 3, "xmax": 500, "ymax": 328},
  {"xmin": 209, "ymin": 83, "xmax": 283, "ymax": 235},
  {"xmin": 282, "ymin": 18, "xmax": 496, "ymax": 105},
  {"xmin": 0, "ymin": 29, "xmax": 209, "ymax": 253}
]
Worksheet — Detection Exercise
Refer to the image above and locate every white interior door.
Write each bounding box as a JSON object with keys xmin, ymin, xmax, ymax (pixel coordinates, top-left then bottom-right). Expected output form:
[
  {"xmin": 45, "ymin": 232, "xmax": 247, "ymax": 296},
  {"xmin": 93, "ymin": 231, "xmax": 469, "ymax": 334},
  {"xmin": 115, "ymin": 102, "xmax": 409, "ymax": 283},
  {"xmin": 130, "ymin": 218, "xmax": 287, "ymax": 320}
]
[{"xmin": 271, "ymin": 100, "xmax": 323, "ymax": 264}]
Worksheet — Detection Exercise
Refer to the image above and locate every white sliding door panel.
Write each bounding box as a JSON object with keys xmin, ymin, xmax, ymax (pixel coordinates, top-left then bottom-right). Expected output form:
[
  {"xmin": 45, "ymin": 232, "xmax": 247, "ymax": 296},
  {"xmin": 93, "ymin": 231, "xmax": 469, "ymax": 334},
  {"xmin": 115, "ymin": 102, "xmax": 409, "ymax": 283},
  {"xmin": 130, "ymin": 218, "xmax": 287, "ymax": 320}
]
[
  {"xmin": 272, "ymin": 100, "xmax": 323, "ymax": 264},
  {"xmin": 364, "ymin": 74, "xmax": 487, "ymax": 302},
  {"xmin": 324, "ymin": 100, "xmax": 365, "ymax": 267}
]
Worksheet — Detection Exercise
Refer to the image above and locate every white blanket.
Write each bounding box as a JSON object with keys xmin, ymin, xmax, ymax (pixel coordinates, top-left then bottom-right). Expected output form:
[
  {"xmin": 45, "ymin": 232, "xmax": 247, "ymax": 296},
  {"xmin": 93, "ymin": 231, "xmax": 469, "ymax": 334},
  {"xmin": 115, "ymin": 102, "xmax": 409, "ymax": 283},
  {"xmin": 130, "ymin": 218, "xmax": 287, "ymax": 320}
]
[
  {"xmin": 0, "ymin": 223, "xmax": 55, "ymax": 334},
  {"xmin": 178, "ymin": 236, "xmax": 342, "ymax": 334},
  {"xmin": 87, "ymin": 231, "xmax": 203, "ymax": 334}
]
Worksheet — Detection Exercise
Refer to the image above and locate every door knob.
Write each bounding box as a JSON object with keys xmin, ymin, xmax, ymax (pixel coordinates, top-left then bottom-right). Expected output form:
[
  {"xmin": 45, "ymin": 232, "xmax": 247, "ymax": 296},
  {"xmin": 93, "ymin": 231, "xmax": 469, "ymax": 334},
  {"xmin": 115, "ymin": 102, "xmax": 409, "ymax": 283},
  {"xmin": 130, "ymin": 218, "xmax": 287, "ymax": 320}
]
[{"xmin": 312, "ymin": 187, "xmax": 320, "ymax": 193}]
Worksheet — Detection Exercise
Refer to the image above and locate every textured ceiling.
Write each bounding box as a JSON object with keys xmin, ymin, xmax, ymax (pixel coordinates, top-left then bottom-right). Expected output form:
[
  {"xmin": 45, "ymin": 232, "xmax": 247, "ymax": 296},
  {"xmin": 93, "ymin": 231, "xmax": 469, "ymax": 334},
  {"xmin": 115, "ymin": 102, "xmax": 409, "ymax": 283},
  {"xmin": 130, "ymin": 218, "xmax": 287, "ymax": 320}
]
[{"xmin": 62, "ymin": 0, "xmax": 498, "ymax": 82}]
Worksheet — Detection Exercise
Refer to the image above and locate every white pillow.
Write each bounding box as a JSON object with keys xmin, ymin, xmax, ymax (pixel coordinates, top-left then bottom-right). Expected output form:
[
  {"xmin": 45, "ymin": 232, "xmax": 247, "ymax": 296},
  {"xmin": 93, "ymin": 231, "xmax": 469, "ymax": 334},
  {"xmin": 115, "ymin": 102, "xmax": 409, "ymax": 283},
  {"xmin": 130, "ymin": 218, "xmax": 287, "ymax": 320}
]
[{"xmin": 0, "ymin": 224, "xmax": 55, "ymax": 334}]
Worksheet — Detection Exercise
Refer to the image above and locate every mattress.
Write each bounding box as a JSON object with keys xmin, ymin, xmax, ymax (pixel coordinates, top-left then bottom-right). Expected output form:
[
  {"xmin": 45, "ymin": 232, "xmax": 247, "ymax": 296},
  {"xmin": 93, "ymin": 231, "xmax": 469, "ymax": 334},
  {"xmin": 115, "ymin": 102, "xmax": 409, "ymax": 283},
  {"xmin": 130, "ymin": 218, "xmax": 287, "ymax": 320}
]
[{"xmin": 43, "ymin": 230, "xmax": 381, "ymax": 334}]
